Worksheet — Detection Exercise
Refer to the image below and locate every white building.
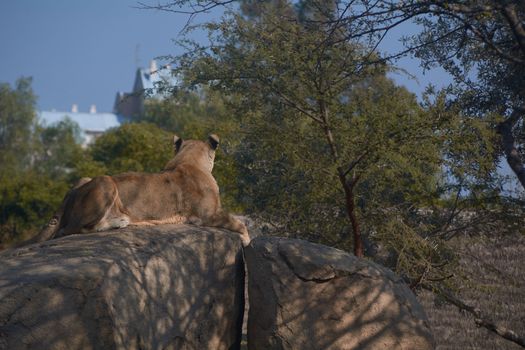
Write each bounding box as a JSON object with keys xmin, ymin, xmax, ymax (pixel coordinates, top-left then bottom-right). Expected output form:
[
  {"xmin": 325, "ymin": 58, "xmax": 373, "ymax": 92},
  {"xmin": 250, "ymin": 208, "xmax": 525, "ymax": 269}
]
[
  {"xmin": 39, "ymin": 108, "xmax": 125, "ymax": 146},
  {"xmin": 39, "ymin": 60, "xmax": 175, "ymax": 145}
]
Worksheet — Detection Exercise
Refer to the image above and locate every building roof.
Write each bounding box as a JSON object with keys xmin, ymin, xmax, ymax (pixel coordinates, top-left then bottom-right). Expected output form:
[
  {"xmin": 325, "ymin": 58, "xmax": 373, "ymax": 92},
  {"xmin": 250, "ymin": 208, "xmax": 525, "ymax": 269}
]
[{"xmin": 39, "ymin": 111, "xmax": 126, "ymax": 133}]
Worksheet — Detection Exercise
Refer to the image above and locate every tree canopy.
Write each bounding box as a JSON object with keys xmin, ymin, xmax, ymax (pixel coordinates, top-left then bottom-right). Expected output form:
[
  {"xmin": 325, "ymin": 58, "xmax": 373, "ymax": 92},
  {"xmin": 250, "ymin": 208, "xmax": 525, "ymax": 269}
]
[
  {"xmin": 0, "ymin": 78, "xmax": 37, "ymax": 175},
  {"xmin": 164, "ymin": 0, "xmax": 496, "ymax": 285},
  {"xmin": 0, "ymin": 79, "xmax": 78, "ymax": 243}
]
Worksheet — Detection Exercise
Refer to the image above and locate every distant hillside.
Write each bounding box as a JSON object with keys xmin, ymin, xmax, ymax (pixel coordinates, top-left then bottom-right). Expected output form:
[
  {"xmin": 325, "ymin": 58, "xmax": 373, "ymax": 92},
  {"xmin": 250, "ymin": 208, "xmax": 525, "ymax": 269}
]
[{"xmin": 419, "ymin": 233, "xmax": 525, "ymax": 349}]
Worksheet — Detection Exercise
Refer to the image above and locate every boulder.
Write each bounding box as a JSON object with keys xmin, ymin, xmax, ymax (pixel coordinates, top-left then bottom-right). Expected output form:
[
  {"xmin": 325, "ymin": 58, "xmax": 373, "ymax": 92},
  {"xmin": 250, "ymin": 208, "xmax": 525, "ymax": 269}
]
[
  {"xmin": 0, "ymin": 225, "xmax": 245, "ymax": 350},
  {"xmin": 245, "ymin": 236, "xmax": 434, "ymax": 350}
]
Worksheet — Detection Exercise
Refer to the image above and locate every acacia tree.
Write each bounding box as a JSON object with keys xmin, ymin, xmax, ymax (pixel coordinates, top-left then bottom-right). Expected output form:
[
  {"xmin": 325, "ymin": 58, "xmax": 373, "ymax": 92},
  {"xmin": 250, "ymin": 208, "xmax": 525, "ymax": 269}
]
[
  {"xmin": 142, "ymin": 0, "xmax": 505, "ymax": 267},
  {"xmin": 167, "ymin": 0, "xmax": 461, "ymax": 264},
  {"xmin": 148, "ymin": 0, "xmax": 525, "ymax": 192},
  {"xmin": 182, "ymin": 3, "xmax": 369, "ymax": 257},
  {"xmin": 294, "ymin": 0, "xmax": 525, "ymax": 191}
]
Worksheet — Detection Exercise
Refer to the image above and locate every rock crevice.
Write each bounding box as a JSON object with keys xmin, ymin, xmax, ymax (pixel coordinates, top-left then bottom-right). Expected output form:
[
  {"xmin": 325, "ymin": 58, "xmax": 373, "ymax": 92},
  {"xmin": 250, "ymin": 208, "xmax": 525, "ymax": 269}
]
[{"xmin": 0, "ymin": 228, "xmax": 434, "ymax": 350}]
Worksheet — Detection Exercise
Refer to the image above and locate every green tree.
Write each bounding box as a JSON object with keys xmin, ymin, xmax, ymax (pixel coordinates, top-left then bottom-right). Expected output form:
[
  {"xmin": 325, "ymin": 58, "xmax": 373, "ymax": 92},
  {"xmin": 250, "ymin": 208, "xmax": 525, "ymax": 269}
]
[
  {"xmin": 158, "ymin": 0, "xmax": 504, "ymax": 292},
  {"xmin": 160, "ymin": 0, "xmax": 487, "ymax": 298},
  {"xmin": 0, "ymin": 172, "xmax": 69, "ymax": 245},
  {"xmin": 0, "ymin": 77, "xmax": 37, "ymax": 175},
  {"xmin": 34, "ymin": 118, "xmax": 85, "ymax": 179},
  {"xmin": 0, "ymin": 79, "xmax": 77, "ymax": 244},
  {"xmin": 174, "ymin": 1, "xmax": 448, "ymax": 259},
  {"xmin": 88, "ymin": 122, "xmax": 173, "ymax": 175}
]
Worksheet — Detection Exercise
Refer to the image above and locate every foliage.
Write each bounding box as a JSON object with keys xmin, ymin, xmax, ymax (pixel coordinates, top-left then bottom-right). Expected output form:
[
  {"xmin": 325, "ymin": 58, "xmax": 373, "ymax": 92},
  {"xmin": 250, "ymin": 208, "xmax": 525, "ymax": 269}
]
[
  {"xmin": 421, "ymin": 90, "xmax": 500, "ymax": 192},
  {"xmin": 0, "ymin": 81, "xmax": 180, "ymax": 245},
  {"xmin": 176, "ymin": 0, "xmax": 386, "ymax": 256},
  {"xmin": 0, "ymin": 79, "xmax": 77, "ymax": 243},
  {"xmin": 140, "ymin": 89, "xmax": 221, "ymax": 135},
  {"xmin": 34, "ymin": 118, "xmax": 86, "ymax": 179},
  {"xmin": 88, "ymin": 122, "xmax": 173, "ymax": 175},
  {"xmin": 166, "ymin": 0, "xmax": 497, "ymax": 283},
  {"xmin": 0, "ymin": 172, "xmax": 69, "ymax": 244},
  {"xmin": 0, "ymin": 77, "xmax": 37, "ymax": 175}
]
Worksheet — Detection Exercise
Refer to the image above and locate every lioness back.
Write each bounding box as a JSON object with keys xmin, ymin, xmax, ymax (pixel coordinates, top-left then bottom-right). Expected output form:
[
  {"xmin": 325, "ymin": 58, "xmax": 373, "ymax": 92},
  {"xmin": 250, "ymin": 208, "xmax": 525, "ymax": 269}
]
[{"xmin": 113, "ymin": 164, "xmax": 220, "ymax": 221}]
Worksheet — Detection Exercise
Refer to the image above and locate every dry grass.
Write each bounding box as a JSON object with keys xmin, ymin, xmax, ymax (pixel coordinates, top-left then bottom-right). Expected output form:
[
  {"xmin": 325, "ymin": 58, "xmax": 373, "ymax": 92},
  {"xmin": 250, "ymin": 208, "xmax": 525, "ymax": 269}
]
[{"xmin": 419, "ymin": 233, "xmax": 525, "ymax": 350}]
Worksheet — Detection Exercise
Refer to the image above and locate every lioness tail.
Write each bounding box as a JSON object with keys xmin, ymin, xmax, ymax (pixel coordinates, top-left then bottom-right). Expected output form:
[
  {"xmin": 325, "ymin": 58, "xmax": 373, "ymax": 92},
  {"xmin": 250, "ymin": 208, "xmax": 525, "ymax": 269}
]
[{"xmin": 13, "ymin": 215, "xmax": 62, "ymax": 248}]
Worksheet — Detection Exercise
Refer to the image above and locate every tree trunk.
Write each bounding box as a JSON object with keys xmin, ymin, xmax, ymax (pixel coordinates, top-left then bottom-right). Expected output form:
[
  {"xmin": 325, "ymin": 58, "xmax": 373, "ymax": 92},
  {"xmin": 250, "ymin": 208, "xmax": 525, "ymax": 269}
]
[
  {"xmin": 338, "ymin": 172, "xmax": 364, "ymax": 257},
  {"xmin": 318, "ymin": 100, "xmax": 363, "ymax": 257},
  {"xmin": 497, "ymin": 109, "xmax": 525, "ymax": 190}
]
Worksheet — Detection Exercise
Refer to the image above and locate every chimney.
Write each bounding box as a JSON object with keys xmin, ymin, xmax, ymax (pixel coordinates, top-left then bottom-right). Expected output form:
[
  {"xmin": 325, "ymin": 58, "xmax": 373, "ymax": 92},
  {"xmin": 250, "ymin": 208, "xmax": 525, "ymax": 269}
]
[
  {"xmin": 150, "ymin": 60, "xmax": 158, "ymax": 74},
  {"xmin": 71, "ymin": 104, "xmax": 78, "ymax": 113},
  {"xmin": 89, "ymin": 104, "xmax": 97, "ymax": 114}
]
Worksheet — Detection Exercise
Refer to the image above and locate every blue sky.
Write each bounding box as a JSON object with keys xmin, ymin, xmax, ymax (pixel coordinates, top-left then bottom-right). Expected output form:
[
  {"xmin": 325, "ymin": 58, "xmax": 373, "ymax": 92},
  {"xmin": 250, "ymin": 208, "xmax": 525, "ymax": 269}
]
[
  {"xmin": 0, "ymin": 1, "xmax": 450, "ymax": 113},
  {"xmin": 0, "ymin": 0, "xmax": 215, "ymax": 112}
]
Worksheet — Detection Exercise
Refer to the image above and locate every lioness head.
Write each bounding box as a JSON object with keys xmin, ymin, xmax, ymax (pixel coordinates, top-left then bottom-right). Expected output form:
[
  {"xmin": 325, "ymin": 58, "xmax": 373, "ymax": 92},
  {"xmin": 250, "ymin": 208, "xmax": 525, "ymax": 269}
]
[{"xmin": 165, "ymin": 134, "xmax": 220, "ymax": 172}]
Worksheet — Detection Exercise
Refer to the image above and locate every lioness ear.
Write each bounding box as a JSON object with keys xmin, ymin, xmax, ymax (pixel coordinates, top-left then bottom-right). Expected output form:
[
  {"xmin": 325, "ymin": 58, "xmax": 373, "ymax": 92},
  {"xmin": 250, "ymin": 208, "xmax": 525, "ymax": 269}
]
[
  {"xmin": 208, "ymin": 134, "xmax": 219, "ymax": 150},
  {"xmin": 173, "ymin": 135, "xmax": 183, "ymax": 152}
]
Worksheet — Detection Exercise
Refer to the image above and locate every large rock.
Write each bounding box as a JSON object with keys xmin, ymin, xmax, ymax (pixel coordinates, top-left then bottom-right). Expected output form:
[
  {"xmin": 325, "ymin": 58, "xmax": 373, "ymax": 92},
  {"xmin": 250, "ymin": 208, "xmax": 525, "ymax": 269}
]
[
  {"xmin": 245, "ymin": 237, "xmax": 434, "ymax": 350},
  {"xmin": 0, "ymin": 225, "xmax": 245, "ymax": 350}
]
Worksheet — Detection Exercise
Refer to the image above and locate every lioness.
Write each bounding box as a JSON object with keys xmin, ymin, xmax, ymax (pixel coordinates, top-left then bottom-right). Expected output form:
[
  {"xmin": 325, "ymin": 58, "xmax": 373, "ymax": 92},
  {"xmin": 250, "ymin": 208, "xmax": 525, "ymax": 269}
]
[{"xmin": 21, "ymin": 134, "xmax": 251, "ymax": 247}]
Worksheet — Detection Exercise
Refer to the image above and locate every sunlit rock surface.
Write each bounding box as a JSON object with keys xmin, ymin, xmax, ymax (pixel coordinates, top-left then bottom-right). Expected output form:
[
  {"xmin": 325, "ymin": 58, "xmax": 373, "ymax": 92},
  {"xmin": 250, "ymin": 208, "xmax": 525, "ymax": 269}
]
[
  {"xmin": 245, "ymin": 236, "xmax": 434, "ymax": 350},
  {"xmin": 0, "ymin": 225, "xmax": 245, "ymax": 350}
]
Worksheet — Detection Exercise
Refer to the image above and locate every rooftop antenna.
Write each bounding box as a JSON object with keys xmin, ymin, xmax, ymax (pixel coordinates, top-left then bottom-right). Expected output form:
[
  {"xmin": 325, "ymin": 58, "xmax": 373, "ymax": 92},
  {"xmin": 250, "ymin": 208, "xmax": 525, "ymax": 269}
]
[{"xmin": 134, "ymin": 44, "xmax": 141, "ymax": 68}]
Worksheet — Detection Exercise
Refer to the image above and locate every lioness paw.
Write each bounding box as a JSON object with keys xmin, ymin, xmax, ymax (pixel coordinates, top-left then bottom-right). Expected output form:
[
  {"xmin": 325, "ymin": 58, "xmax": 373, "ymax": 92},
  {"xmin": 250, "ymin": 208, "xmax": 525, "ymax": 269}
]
[
  {"xmin": 114, "ymin": 217, "xmax": 130, "ymax": 228},
  {"xmin": 241, "ymin": 233, "xmax": 251, "ymax": 247}
]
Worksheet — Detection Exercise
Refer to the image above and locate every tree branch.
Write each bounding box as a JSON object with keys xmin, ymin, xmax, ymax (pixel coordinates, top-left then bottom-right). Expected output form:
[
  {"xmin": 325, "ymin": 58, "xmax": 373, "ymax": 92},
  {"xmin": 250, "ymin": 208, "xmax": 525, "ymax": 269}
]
[
  {"xmin": 136, "ymin": 0, "xmax": 235, "ymax": 15},
  {"xmin": 423, "ymin": 284, "xmax": 525, "ymax": 348},
  {"xmin": 500, "ymin": 3, "xmax": 525, "ymax": 55},
  {"xmin": 428, "ymin": 2, "xmax": 525, "ymax": 65},
  {"xmin": 343, "ymin": 149, "xmax": 369, "ymax": 177}
]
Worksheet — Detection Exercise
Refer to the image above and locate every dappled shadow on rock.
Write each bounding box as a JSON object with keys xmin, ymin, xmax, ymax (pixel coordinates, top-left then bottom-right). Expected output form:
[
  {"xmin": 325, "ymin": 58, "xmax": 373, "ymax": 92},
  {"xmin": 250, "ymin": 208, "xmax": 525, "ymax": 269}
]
[
  {"xmin": 0, "ymin": 224, "xmax": 245, "ymax": 350},
  {"xmin": 245, "ymin": 236, "xmax": 434, "ymax": 350}
]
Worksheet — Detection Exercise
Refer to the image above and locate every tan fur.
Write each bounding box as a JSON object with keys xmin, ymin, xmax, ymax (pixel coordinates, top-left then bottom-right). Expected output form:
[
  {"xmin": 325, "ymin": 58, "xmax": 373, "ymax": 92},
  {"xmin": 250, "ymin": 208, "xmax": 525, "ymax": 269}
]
[{"xmin": 26, "ymin": 134, "xmax": 251, "ymax": 247}]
